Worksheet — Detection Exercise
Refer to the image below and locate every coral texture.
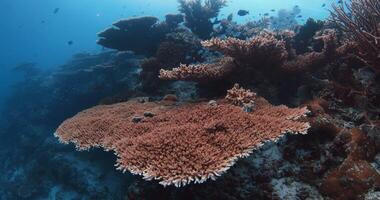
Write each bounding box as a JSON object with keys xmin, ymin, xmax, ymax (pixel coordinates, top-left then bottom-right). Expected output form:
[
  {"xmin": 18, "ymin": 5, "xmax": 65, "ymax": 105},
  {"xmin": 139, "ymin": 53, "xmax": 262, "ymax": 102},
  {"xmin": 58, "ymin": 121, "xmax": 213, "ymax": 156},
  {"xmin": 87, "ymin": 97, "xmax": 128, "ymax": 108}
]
[
  {"xmin": 320, "ymin": 128, "xmax": 380, "ymax": 199},
  {"xmin": 55, "ymin": 95, "xmax": 309, "ymax": 187},
  {"xmin": 178, "ymin": 0, "xmax": 227, "ymax": 39},
  {"xmin": 161, "ymin": 30, "xmax": 342, "ymax": 86},
  {"xmin": 159, "ymin": 57, "xmax": 236, "ymax": 81},
  {"xmin": 331, "ymin": 0, "xmax": 380, "ymax": 71},
  {"xmin": 201, "ymin": 32, "xmax": 288, "ymax": 67},
  {"xmin": 225, "ymin": 84, "xmax": 257, "ymax": 106}
]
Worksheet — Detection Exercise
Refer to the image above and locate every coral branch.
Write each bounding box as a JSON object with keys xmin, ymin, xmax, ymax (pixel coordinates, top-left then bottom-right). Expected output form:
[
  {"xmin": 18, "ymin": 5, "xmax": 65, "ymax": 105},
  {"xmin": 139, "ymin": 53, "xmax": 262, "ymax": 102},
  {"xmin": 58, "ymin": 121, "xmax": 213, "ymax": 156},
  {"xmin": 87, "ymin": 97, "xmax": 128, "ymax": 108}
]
[
  {"xmin": 201, "ymin": 32, "xmax": 288, "ymax": 66},
  {"xmin": 159, "ymin": 57, "xmax": 236, "ymax": 81},
  {"xmin": 179, "ymin": 0, "xmax": 227, "ymax": 39},
  {"xmin": 225, "ymin": 84, "xmax": 257, "ymax": 106},
  {"xmin": 331, "ymin": 0, "xmax": 380, "ymax": 71}
]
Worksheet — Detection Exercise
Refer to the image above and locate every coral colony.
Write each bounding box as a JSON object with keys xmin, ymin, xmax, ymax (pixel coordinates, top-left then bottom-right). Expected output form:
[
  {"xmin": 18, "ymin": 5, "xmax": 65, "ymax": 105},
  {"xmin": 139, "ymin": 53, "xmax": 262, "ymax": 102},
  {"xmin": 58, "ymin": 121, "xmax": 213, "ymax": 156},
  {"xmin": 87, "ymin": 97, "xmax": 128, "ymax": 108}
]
[
  {"xmin": 3, "ymin": 0, "xmax": 380, "ymax": 199},
  {"xmin": 55, "ymin": 85, "xmax": 310, "ymax": 187}
]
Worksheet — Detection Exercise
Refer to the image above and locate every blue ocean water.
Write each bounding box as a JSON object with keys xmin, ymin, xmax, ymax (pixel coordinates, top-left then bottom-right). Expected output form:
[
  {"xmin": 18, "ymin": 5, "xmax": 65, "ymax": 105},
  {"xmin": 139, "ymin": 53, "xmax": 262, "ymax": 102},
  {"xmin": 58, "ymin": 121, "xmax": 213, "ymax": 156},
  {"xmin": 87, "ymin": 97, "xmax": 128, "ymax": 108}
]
[{"xmin": 0, "ymin": 0, "xmax": 349, "ymax": 199}]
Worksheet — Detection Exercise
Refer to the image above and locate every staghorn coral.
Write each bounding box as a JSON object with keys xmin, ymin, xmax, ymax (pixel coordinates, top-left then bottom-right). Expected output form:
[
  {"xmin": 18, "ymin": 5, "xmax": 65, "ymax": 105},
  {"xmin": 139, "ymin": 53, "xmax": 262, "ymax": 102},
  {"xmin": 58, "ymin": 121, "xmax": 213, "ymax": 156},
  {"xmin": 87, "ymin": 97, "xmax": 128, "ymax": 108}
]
[
  {"xmin": 331, "ymin": 0, "xmax": 380, "ymax": 71},
  {"xmin": 159, "ymin": 57, "xmax": 236, "ymax": 81},
  {"xmin": 178, "ymin": 0, "xmax": 227, "ymax": 39},
  {"xmin": 55, "ymin": 94, "xmax": 310, "ymax": 187}
]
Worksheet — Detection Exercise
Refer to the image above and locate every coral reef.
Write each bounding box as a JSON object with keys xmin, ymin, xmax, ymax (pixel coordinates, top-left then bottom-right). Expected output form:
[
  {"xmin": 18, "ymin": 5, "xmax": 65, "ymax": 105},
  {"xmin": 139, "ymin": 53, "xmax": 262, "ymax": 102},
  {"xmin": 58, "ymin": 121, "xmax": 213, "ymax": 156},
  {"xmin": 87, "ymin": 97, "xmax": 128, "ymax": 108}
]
[
  {"xmin": 55, "ymin": 88, "xmax": 309, "ymax": 187},
  {"xmin": 293, "ymin": 18, "xmax": 324, "ymax": 54},
  {"xmin": 331, "ymin": 0, "xmax": 380, "ymax": 71},
  {"xmin": 201, "ymin": 32, "xmax": 288, "ymax": 67},
  {"xmin": 2, "ymin": 0, "xmax": 380, "ymax": 198},
  {"xmin": 321, "ymin": 128, "xmax": 380, "ymax": 199},
  {"xmin": 139, "ymin": 40, "xmax": 193, "ymax": 93},
  {"xmin": 178, "ymin": 0, "xmax": 227, "ymax": 39},
  {"xmin": 214, "ymin": 17, "xmax": 269, "ymax": 39},
  {"xmin": 159, "ymin": 29, "xmax": 345, "ymax": 102},
  {"xmin": 159, "ymin": 56, "xmax": 236, "ymax": 81},
  {"xmin": 225, "ymin": 84, "xmax": 257, "ymax": 106}
]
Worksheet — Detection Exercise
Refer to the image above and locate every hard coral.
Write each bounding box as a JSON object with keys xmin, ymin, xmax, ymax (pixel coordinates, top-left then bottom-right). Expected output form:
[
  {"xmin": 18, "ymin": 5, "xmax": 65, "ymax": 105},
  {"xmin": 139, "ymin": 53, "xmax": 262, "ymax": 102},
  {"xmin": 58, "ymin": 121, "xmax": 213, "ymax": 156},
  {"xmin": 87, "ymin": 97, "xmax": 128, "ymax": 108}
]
[
  {"xmin": 320, "ymin": 128, "xmax": 380, "ymax": 199},
  {"xmin": 55, "ymin": 96, "xmax": 309, "ymax": 187},
  {"xmin": 225, "ymin": 84, "xmax": 257, "ymax": 106},
  {"xmin": 178, "ymin": 0, "xmax": 227, "ymax": 39},
  {"xmin": 331, "ymin": 0, "xmax": 380, "ymax": 71},
  {"xmin": 97, "ymin": 16, "xmax": 170, "ymax": 56},
  {"xmin": 201, "ymin": 32, "xmax": 288, "ymax": 67},
  {"xmin": 159, "ymin": 57, "xmax": 236, "ymax": 81},
  {"xmin": 162, "ymin": 30, "xmax": 342, "ymax": 84}
]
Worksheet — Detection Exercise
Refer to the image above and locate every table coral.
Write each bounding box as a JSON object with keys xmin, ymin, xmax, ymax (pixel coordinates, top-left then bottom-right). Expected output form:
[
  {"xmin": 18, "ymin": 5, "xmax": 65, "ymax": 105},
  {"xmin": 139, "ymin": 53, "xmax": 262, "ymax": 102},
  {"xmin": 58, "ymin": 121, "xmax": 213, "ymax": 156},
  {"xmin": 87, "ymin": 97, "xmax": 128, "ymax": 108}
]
[{"xmin": 55, "ymin": 91, "xmax": 309, "ymax": 187}]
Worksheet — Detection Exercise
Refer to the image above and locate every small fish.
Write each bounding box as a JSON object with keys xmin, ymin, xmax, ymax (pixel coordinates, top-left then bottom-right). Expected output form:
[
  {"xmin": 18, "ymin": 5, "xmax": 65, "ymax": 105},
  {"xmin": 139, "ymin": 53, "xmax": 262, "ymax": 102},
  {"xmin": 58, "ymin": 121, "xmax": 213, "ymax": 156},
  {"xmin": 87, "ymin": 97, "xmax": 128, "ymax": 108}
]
[
  {"xmin": 263, "ymin": 13, "xmax": 269, "ymax": 16},
  {"xmin": 322, "ymin": 3, "xmax": 326, "ymax": 7},
  {"xmin": 67, "ymin": 41, "xmax": 73, "ymax": 45},
  {"xmin": 270, "ymin": 9, "xmax": 275, "ymax": 12},
  {"xmin": 297, "ymin": 15, "xmax": 302, "ymax": 18},
  {"xmin": 41, "ymin": 20, "xmax": 45, "ymax": 24},
  {"xmin": 237, "ymin": 9, "xmax": 249, "ymax": 16},
  {"xmin": 337, "ymin": 0, "xmax": 342, "ymax": 3},
  {"xmin": 53, "ymin": 8, "xmax": 60, "ymax": 14}
]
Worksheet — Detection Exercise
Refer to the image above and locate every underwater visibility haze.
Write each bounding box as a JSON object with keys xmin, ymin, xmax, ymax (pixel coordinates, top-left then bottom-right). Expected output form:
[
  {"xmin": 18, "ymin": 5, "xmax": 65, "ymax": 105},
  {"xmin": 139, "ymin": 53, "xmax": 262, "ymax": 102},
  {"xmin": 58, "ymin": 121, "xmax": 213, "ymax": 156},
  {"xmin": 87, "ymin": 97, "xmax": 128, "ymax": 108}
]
[{"xmin": 1, "ymin": 0, "xmax": 380, "ymax": 199}]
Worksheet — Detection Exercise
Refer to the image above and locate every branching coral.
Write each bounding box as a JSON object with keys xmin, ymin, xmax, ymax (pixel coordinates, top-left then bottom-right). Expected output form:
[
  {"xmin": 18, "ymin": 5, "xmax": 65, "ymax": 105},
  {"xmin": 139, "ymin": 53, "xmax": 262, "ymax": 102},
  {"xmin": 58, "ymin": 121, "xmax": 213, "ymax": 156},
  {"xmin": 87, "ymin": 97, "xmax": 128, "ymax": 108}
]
[
  {"xmin": 55, "ymin": 92, "xmax": 310, "ymax": 187},
  {"xmin": 178, "ymin": 0, "xmax": 227, "ymax": 39},
  {"xmin": 331, "ymin": 0, "xmax": 380, "ymax": 71},
  {"xmin": 225, "ymin": 84, "xmax": 257, "ymax": 106},
  {"xmin": 159, "ymin": 57, "xmax": 236, "ymax": 81},
  {"xmin": 162, "ymin": 30, "xmax": 341, "ymax": 84},
  {"xmin": 201, "ymin": 32, "xmax": 288, "ymax": 67},
  {"xmin": 282, "ymin": 29, "xmax": 339, "ymax": 73}
]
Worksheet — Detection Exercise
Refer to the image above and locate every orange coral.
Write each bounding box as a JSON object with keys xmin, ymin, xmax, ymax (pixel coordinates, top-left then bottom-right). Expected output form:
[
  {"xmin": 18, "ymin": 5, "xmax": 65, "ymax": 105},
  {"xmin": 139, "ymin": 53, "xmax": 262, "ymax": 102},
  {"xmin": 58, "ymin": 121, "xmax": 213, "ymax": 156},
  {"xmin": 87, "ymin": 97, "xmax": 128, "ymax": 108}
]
[
  {"xmin": 320, "ymin": 128, "xmax": 380, "ymax": 199},
  {"xmin": 225, "ymin": 84, "xmax": 257, "ymax": 106},
  {"xmin": 160, "ymin": 30, "xmax": 344, "ymax": 84},
  {"xmin": 55, "ymin": 96, "xmax": 310, "ymax": 187},
  {"xmin": 201, "ymin": 32, "xmax": 288, "ymax": 66},
  {"xmin": 159, "ymin": 57, "xmax": 236, "ymax": 81}
]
